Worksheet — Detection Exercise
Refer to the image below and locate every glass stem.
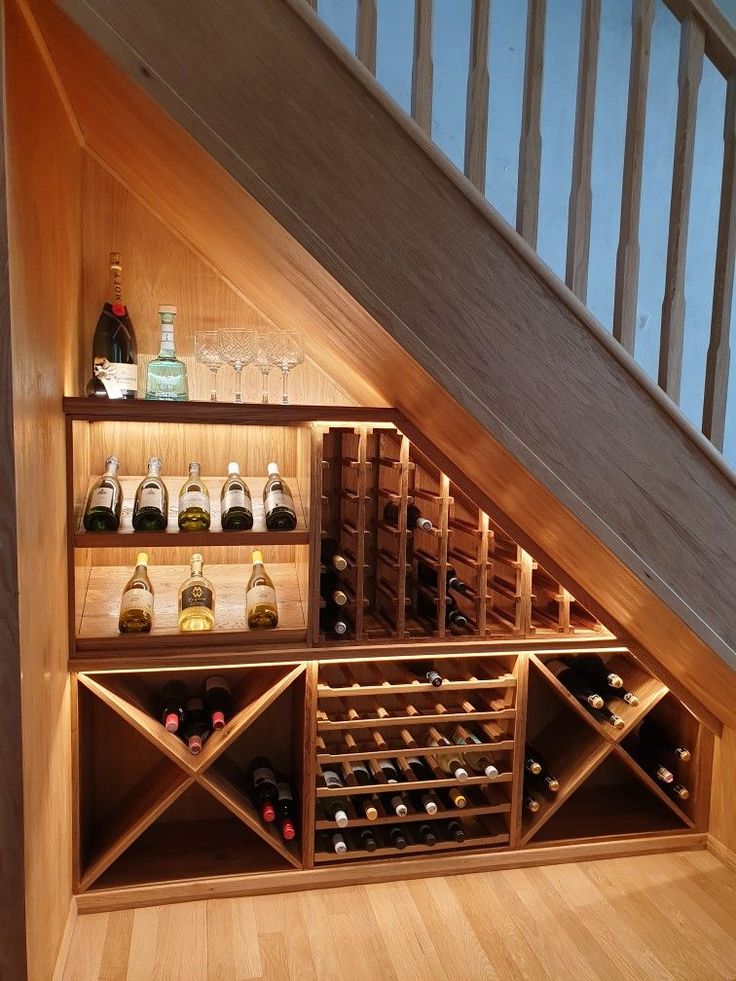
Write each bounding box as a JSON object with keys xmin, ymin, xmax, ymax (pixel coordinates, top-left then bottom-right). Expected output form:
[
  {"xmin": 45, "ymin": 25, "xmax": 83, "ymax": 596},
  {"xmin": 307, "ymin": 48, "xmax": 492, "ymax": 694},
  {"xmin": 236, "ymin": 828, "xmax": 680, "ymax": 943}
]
[
  {"xmin": 209, "ymin": 365, "xmax": 219, "ymax": 402},
  {"xmin": 234, "ymin": 366, "xmax": 243, "ymax": 404},
  {"xmin": 281, "ymin": 368, "xmax": 290, "ymax": 405},
  {"xmin": 261, "ymin": 369, "xmax": 270, "ymax": 404}
]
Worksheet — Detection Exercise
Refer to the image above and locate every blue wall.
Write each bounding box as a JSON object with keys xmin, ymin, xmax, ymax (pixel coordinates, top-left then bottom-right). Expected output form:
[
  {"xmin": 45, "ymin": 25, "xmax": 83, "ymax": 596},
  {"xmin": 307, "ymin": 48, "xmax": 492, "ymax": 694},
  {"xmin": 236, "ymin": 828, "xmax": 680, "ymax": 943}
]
[{"xmin": 317, "ymin": 0, "xmax": 736, "ymax": 465}]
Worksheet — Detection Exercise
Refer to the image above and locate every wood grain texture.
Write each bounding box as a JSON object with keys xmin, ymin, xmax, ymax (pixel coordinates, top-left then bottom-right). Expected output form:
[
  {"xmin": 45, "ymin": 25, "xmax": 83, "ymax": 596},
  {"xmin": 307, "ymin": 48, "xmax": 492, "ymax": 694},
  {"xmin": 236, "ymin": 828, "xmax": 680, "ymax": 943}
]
[
  {"xmin": 6, "ymin": 1, "xmax": 83, "ymax": 977},
  {"xmin": 662, "ymin": 0, "xmax": 736, "ymax": 77},
  {"xmin": 411, "ymin": 0, "xmax": 433, "ymax": 135},
  {"xmin": 60, "ymin": 850, "xmax": 736, "ymax": 978},
  {"xmin": 710, "ymin": 724, "xmax": 736, "ymax": 852},
  {"xmin": 36, "ymin": 1, "xmax": 736, "ymax": 718},
  {"xmin": 516, "ymin": 0, "xmax": 546, "ymax": 248},
  {"xmin": 356, "ymin": 0, "xmax": 377, "ymax": 75},
  {"xmin": 464, "ymin": 0, "xmax": 490, "ymax": 193},
  {"xmin": 702, "ymin": 75, "xmax": 736, "ymax": 449},
  {"xmin": 566, "ymin": 0, "xmax": 600, "ymax": 303},
  {"xmin": 613, "ymin": 0, "xmax": 655, "ymax": 353},
  {"xmin": 658, "ymin": 14, "xmax": 705, "ymax": 402}
]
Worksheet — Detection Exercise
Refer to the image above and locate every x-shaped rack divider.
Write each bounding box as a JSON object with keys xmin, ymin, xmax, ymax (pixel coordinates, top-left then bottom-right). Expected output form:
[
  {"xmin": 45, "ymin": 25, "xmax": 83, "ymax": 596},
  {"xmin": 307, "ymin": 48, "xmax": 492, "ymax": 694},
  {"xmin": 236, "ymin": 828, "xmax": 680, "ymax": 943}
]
[{"xmin": 76, "ymin": 665, "xmax": 306, "ymax": 890}]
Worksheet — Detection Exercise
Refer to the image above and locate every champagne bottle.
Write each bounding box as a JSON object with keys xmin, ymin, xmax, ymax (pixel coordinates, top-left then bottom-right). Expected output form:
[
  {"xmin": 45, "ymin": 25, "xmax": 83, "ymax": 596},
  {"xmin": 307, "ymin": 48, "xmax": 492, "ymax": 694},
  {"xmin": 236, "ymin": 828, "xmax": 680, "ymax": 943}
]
[
  {"xmin": 320, "ymin": 570, "xmax": 348, "ymax": 606},
  {"xmin": 670, "ymin": 784, "xmax": 690, "ymax": 800},
  {"xmin": 178, "ymin": 463, "xmax": 211, "ymax": 532},
  {"xmin": 416, "ymin": 560, "xmax": 471, "ymax": 597},
  {"xmin": 321, "ymin": 537, "xmax": 348, "ymax": 572},
  {"xmin": 383, "ymin": 501, "xmax": 432, "ymax": 531},
  {"xmin": 276, "ymin": 778, "xmax": 297, "ymax": 841},
  {"xmin": 144, "ymin": 305, "xmax": 188, "ymax": 401},
  {"xmin": 406, "ymin": 662, "xmax": 443, "ymax": 687},
  {"xmin": 320, "ymin": 603, "xmax": 350, "ymax": 637},
  {"xmin": 359, "ymin": 828, "xmax": 378, "ymax": 852},
  {"xmin": 417, "ymin": 823, "xmax": 437, "ymax": 847},
  {"xmin": 246, "ymin": 550, "xmax": 279, "ymax": 628},
  {"xmin": 524, "ymin": 744, "xmax": 559, "ymax": 791},
  {"xmin": 178, "ymin": 553, "xmax": 215, "ymax": 631},
  {"xmin": 453, "ymin": 726, "xmax": 499, "ymax": 778},
  {"xmin": 388, "ymin": 826, "xmax": 408, "ymax": 850},
  {"xmin": 321, "ymin": 768, "xmax": 349, "ymax": 827},
  {"xmin": 85, "ymin": 253, "xmax": 138, "ymax": 399},
  {"xmin": 639, "ymin": 718, "xmax": 691, "ymax": 762},
  {"xmin": 159, "ymin": 680, "xmax": 187, "ymax": 734},
  {"xmin": 524, "ymin": 747, "xmax": 543, "ymax": 775},
  {"xmin": 567, "ymin": 654, "xmax": 624, "ymax": 689},
  {"xmin": 118, "ymin": 551, "xmax": 154, "ymax": 633},
  {"xmin": 448, "ymin": 787, "xmax": 467, "ymax": 809},
  {"xmin": 132, "ymin": 457, "xmax": 168, "ymax": 531},
  {"xmin": 204, "ymin": 676, "xmax": 232, "ymax": 731},
  {"xmin": 590, "ymin": 704, "xmax": 625, "ymax": 729},
  {"xmin": 182, "ymin": 696, "xmax": 208, "ymax": 755},
  {"xmin": 524, "ymin": 793, "xmax": 541, "ymax": 813},
  {"xmin": 446, "ymin": 819, "xmax": 466, "ymax": 843},
  {"xmin": 220, "ymin": 462, "xmax": 254, "ymax": 531},
  {"xmin": 263, "ymin": 463, "xmax": 298, "ymax": 530},
  {"xmin": 83, "ymin": 456, "xmax": 123, "ymax": 531},
  {"xmin": 247, "ymin": 757, "xmax": 279, "ymax": 822},
  {"xmin": 427, "ymin": 729, "xmax": 469, "ymax": 781},
  {"xmin": 545, "ymin": 659, "xmax": 604, "ymax": 708}
]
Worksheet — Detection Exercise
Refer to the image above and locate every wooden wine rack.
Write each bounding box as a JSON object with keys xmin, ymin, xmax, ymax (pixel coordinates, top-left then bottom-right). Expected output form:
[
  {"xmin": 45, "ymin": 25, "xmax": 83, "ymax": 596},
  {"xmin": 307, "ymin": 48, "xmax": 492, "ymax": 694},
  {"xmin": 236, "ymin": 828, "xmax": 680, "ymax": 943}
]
[{"xmin": 63, "ymin": 400, "xmax": 715, "ymax": 911}]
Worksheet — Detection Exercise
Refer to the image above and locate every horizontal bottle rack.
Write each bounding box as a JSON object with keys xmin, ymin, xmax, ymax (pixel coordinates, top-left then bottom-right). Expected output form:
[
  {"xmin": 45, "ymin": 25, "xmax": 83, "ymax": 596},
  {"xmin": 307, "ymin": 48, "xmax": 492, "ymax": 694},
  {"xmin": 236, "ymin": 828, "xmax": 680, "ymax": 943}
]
[{"xmin": 72, "ymin": 646, "xmax": 713, "ymax": 898}]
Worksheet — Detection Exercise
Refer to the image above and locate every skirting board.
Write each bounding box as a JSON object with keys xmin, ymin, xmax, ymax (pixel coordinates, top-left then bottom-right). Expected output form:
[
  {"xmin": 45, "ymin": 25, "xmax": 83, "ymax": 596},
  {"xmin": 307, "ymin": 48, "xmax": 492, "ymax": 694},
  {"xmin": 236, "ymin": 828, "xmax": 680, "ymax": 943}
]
[
  {"xmin": 707, "ymin": 833, "xmax": 736, "ymax": 871},
  {"xmin": 75, "ymin": 832, "xmax": 706, "ymax": 914}
]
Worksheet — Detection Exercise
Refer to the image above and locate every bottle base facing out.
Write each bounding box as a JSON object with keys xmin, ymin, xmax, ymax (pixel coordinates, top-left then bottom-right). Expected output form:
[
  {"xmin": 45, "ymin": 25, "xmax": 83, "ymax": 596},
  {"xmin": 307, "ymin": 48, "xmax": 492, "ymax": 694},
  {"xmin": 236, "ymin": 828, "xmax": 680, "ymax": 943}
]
[{"xmin": 179, "ymin": 612, "xmax": 215, "ymax": 632}]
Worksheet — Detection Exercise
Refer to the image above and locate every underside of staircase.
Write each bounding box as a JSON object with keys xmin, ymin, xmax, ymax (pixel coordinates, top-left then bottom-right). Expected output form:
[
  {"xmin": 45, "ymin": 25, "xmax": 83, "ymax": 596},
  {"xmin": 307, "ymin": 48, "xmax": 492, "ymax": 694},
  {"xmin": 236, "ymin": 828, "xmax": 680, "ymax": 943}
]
[{"xmin": 34, "ymin": 0, "xmax": 736, "ymax": 727}]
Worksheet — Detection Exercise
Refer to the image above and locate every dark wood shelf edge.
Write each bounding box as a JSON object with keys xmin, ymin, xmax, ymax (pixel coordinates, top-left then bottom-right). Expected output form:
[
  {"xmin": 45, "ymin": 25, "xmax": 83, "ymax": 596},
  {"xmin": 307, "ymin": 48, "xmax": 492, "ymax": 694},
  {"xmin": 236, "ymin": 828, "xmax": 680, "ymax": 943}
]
[
  {"xmin": 74, "ymin": 530, "xmax": 311, "ymax": 548},
  {"xmin": 63, "ymin": 397, "xmax": 398, "ymax": 425}
]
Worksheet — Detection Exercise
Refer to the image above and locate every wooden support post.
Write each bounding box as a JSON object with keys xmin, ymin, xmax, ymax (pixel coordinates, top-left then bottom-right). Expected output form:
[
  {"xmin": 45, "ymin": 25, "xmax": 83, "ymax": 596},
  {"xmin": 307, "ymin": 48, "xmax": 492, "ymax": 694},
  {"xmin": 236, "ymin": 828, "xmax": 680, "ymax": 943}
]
[
  {"xmin": 464, "ymin": 0, "xmax": 491, "ymax": 193},
  {"xmin": 517, "ymin": 0, "xmax": 546, "ymax": 248},
  {"xmin": 477, "ymin": 512, "xmax": 489, "ymax": 636},
  {"xmin": 411, "ymin": 0, "xmax": 433, "ymax": 135},
  {"xmin": 356, "ymin": 0, "xmax": 377, "ymax": 75},
  {"xmin": 436, "ymin": 472, "xmax": 451, "ymax": 639}
]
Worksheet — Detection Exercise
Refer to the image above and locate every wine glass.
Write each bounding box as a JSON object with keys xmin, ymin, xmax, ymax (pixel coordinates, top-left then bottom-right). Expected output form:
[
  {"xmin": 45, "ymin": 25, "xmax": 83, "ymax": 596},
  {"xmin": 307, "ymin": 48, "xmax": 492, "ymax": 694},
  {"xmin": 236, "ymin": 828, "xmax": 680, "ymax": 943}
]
[
  {"xmin": 268, "ymin": 332, "xmax": 305, "ymax": 405},
  {"xmin": 194, "ymin": 331, "xmax": 224, "ymax": 402},
  {"xmin": 219, "ymin": 329, "xmax": 257, "ymax": 404},
  {"xmin": 255, "ymin": 331, "xmax": 279, "ymax": 404}
]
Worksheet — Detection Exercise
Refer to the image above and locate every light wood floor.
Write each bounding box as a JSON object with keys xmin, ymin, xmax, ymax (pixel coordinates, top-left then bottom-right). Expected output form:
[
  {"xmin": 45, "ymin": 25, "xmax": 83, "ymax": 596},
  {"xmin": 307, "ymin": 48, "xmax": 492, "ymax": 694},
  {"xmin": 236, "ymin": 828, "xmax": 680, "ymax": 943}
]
[{"xmin": 61, "ymin": 850, "xmax": 736, "ymax": 980}]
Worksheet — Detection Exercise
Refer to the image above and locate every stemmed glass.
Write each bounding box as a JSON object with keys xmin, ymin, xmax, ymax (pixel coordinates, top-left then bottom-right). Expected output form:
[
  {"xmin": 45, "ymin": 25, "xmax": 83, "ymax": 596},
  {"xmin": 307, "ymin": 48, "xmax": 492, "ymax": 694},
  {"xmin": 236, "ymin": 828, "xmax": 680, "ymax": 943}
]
[
  {"xmin": 255, "ymin": 331, "xmax": 279, "ymax": 404},
  {"xmin": 268, "ymin": 332, "xmax": 305, "ymax": 405},
  {"xmin": 219, "ymin": 329, "xmax": 257, "ymax": 404},
  {"xmin": 194, "ymin": 331, "xmax": 224, "ymax": 402}
]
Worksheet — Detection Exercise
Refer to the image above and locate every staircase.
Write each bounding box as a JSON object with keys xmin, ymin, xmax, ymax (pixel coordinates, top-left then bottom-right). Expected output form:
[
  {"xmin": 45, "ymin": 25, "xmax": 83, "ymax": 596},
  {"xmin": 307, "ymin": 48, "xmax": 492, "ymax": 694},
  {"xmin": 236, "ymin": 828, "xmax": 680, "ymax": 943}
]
[{"xmin": 40, "ymin": 0, "xmax": 736, "ymax": 722}]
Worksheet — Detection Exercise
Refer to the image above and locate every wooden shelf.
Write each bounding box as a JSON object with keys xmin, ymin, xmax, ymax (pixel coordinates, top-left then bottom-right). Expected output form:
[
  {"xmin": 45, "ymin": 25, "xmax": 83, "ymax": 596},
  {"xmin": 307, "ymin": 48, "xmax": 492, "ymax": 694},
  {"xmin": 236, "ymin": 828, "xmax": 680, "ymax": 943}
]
[
  {"xmin": 316, "ymin": 772, "xmax": 514, "ymax": 797},
  {"xmin": 76, "ymin": 561, "xmax": 307, "ymax": 648},
  {"xmin": 75, "ymin": 474, "xmax": 309, "ymax": 546}
]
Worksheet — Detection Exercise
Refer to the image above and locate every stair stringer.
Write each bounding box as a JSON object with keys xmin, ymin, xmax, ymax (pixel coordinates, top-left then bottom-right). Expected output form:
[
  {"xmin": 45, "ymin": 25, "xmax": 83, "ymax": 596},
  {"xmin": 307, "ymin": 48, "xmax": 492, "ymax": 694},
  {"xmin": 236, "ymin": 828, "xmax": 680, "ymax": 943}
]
[{"xmin": 33, "ymin": 0, "xmax": 736, "ymax": 727}]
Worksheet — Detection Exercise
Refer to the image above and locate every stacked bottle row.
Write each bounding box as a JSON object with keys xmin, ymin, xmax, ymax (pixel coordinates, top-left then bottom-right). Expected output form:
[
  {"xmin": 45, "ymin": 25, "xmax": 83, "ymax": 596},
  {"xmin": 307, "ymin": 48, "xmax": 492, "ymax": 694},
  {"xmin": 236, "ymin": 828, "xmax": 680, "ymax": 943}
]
[{"xmin": 316, "ymin": 426, "xmax": 604, "ymax": 643}]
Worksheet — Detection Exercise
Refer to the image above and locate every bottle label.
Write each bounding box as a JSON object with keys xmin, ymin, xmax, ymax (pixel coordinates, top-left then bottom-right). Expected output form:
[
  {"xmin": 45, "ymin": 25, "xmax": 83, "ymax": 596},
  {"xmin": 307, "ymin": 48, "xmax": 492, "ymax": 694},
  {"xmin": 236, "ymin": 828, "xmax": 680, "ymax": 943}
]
[
  {"xmin": 139, "ymin": 486, "xmax": 164, "ymax": 509},
  {"xmin": 93, "ymin": 358, "xmax": 136, "ymax": 398},
  {"xmin": 160, "ymin": 325, "xmax": 176, "ymax": 355},
  {"xmin": 277, "ymin": 782, "xmax": 294, "ymax": 802},
  {"xmin": 90, "ymin": 486, "xmax": 114, "ymax": 510},
  {"xmin": 180, "ymin": 584, "xmax": 214, "ymax": 610},
  {"xmin": 247, "ymin": 584, "xmax": 277, "ymax": 609},
  {"xmin": 120, "ymin": 587, "xmax": 153, "ymax": 615},
  {"xmin": 323, "ymin": 769, "xmax": 342, "ymax": 789},
  {"xmin": 222, "ymin": 488, "xmax": 248, "ymax": 513},
  {"xmin": 264, "ymin": 489, "xmax": 293, "ymax": 513},
  {"xmin": 180, "ymin": 491, "xmax": 209, "ymax": 512},
  {"xmin": 253, "ymin": 766, "xmax": 276, "ymax": 787}
]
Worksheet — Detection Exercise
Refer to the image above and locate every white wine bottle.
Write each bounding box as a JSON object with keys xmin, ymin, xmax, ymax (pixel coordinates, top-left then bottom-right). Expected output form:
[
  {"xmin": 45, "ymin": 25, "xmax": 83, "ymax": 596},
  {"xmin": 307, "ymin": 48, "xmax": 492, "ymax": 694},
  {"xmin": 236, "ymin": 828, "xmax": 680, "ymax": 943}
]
[
  {"xmin": 118, "ymin": 552, "xmax": 154, "ymax": 633},
  {"xmin": 220, "ymin": 462, "xmax": 253, "ymax": 531},
  {"xmin": 178, "ymin": 462, "xmax": 211, "ymax": 532},
  {"xmin": 132, "ymin": 457, "xmax": 168, "ymax": 531},
  {"xmin": 263, "ymin": 463, "xmax": 298, "ymax": 530},
  {"xmin": 246, "ymin": 550, "xmax": 279, "ymax": 628},
  {"xmin": 178, "ymin": 553, "xmax": 215, "ymax": 631},
  {"xmin": 83, "ymin": 456, "xmax": 123, "ymax": 532}
]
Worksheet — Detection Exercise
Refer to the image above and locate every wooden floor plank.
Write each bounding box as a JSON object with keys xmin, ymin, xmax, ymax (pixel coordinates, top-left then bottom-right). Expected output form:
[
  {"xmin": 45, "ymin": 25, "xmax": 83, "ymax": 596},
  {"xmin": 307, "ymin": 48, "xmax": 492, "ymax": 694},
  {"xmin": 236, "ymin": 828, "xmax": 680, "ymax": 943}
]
[
  {"xmin": 206, "ymin": 897, "xmax": 262, "ymax": 981},
  {"xmin": 61, "ymin": 913, "xmax": 109, "ymax": 981}
]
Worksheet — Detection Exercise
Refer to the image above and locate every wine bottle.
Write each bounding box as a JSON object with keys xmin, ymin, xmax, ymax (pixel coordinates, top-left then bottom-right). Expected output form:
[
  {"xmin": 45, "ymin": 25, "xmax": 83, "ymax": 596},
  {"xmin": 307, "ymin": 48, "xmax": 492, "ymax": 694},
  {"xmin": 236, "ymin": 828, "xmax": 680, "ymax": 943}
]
[
  {"xmin": 406, "ymin": 662, "xmax": 443, "ymax": 687},
  {"xmin": 358, "ymin": 796, "xmax": 379, "ymax": 821},
  {"xmin": 417, "ymin": 823, "xmax": 437, "ymax": 847},
  {"xmin": 670, "ymin": 783, "xmax": 690, "ymax": 800},
  {"xmin": 545, "ymin": 659, "xmax": 604, "ymax": 709},
  {"xmin": 524, "ymin": 747, "xmax": 543, "ymax": 776},
  {"xmin": 388, "ymin": 826, "xmax": 408, "ymax": 850},
  {"xmin": 118, "ymin": 551, "xmax": 154, "ymax": 633},
  {"xmin": 639, "ymin": 717, "xmax": 691, "ymax": 762},
  {"xmin": 132, "ymin": 457, "xmax": 168, "ymax": 531},
  {"xmin": 405, "ymin": 756, "xmax": 431, "ymax": 779},
  {"xmin": 446, "ymin": 819, "xmax": 466, "ymax": 843},
  {"xmin": 389, "ymin": 794, "xmax": 408, "ymax": 817},
  {"xmin": 276, "ymin": 778, "xmax": 297, "ymax": 841},
  {"xmin": 182, "ymin": 696, "xmax": 208, "ymax": 755},
  {"xmin": 383, "ymin": 501, "xmax": 432, "ymax": 532},
  {"xmin": 448, "ymin": 787, "xmax": 467, "ymax": 809},
  {"xmin": 416, "ymin": 591, "xmax": 469, "ymax": 629},
  {"xmin": 330, "ymin": 832, "xmax": 348, "ymax": 855},
  {"xmin": 607, "ymin": 686, "xmax": 640, "ymax": 708},
  {"xmin": 144, "ymin": 305, "xmax": 188, "ymax": 401},
  {"xmin": 247, "ymin": 757, "xmax": 279, "ymax": 822},
  {"xmin": 453, "ymin": 726, "xmax": 499, "ymax": 778},
  {"xmin": 204, "ymin": 675, "xmax": 232, "ymax": 731},
  {"xmin": 567, "ymin": 654, "xmax": 624, "ymax": 690},
  {"xmin": 159, "ymin": 679, "xmax": 187, "ymax": 734},
  {"xmin": 638, "ymin": 745, "xmax": 675, "ymax": 784},
  {"xmin": 321, "ymin": 769, "xmax": 349, "ymax": 827},
  {"xmin": 263, "ymin": 463, "xmax": 298, "ymax": 530},
  {"xmin": 321, "ymin": 537, "xmax": 348, "ymax": 572},
  {"xmin": 524, "ymin": 794, "xmax": 541, "ymax": 814},
  {"xmin": 178, "ymin": 462, "xmax": 211, "ymax": 532},
  {"xmin": 427, "ymin": 730, "xmax": 469, "ymax": 781},
  {"xmin": 590, "ymin": 704, "xmax": 625, "ymax": 729},
  {"xmin": 416, "ymin": 560, "xmax": 471, "ymax": 597},
  {"xmin": 85, "ymin": 252, "xmax": 138, "ymax": 399},
  {"xmin": 417, "ymin": 792, "xmax": 439, "ymax": 815},
  {"xmin": 246, "ymin": 550, "xmax": 279, "ymax": 628},
  {"xmin": 524, "ymin": 744, "xmax": 559, "ymax": 791},
  {"xmin": 378, "ymin": 759, "xmax": 399, "ymax": 783},
  {"xmin": 320, "ymin": 570, "xmax": 348, "ymax": 606},
  {"xmin": 320, "ymin": 603, "xmax": 350, "ymax": 637},
  {"xmin": 359, "ymin": 828, "xmax": 378, "ymax": 853},
  {"xmin": 350, "ymin": 760, "xmax": 373, "ymax": 786},
  {"xmin": 220, "ymin": 462, "xmax": 254, "ymax": 531},
  {"xmin": 177, "ymin": 553, "xmax": 215, "ymax": 631},
  {"xmin": 83, "ymin": 456, "xmax": 123, "ymax": 531}
]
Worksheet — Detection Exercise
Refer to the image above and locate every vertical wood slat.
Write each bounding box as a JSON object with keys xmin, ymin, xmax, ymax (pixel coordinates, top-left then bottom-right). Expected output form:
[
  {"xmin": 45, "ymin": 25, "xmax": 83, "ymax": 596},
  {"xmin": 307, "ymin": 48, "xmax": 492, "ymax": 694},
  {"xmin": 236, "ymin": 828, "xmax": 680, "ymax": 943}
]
[
  {"xmin": 395, "ymin": 435, "xmax": 410, "ymax": 638},
  {"xmin": 464, "ymin": 0, "xmax": 491, "ymax": 193},
  {"xmin": 566, "ymin": 0, "xmax": 601, "ymax": 303},
  {"xmin": 356, "ymin": 0, "xmax": 377, "ymax": 75},
  {"xmin": 658, "ymin": 15, "xmax": 705, "ymax": 402},
  {"xmin": 517, "ymin": 548, "xmax": 535, "ymax": 636},
  {"xmin": 300, "ymin": 661, "xmax": 319, "ymax": 869},
  {"xmin": 411, "ymin": 0, "xmax": 433, "ymax": 135},
  {"xmin": 353, "ymin": 426, "xmax": 369, "ymax": 641},
  {"xmin": 310, "ymin": 426, "xmax": 327, "ymax": 645},
  {"xmin": 435, "ymin": 472, "xmax": 451, "ymax": 639},
  {"xmin": 516, "ymin": 0, "xmax": 546, "ymax": 248},
  {"xmin": 476, "ymin": 511, "xmax": 489, "ymax": 636},
  {"xmin": 613, "ymin": 0, "xmax": 656, "ymax": 354},
  {"xmin": 702, "ymin": 75, "xmax": 736, "ymax": 449}
]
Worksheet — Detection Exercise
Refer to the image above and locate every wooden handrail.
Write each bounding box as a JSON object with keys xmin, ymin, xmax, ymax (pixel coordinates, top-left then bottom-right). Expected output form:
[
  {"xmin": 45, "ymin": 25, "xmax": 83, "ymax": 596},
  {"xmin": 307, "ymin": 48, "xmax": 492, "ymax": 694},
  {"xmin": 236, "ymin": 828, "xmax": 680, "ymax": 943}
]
[{"xmin": 663, "ymin": 0, "xmax": 736, "ymax": 77}]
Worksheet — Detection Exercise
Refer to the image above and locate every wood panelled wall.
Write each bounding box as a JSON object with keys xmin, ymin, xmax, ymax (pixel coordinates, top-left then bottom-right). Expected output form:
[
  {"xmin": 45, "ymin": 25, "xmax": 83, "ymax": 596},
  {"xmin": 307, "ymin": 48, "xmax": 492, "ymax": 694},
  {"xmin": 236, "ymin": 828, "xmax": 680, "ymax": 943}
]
[{"xmin": 6, "ymin": 1, "xmax": 82, "ymax": 977}]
